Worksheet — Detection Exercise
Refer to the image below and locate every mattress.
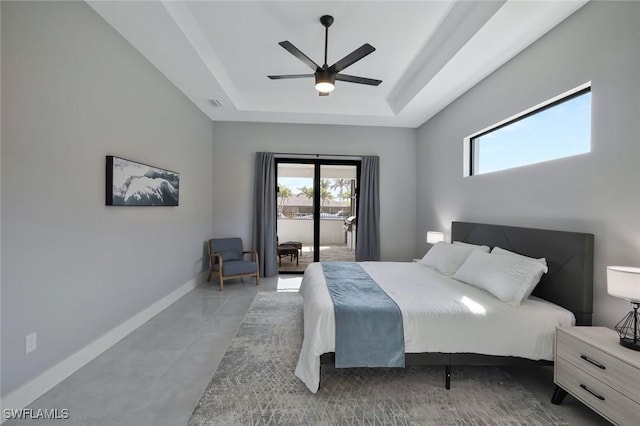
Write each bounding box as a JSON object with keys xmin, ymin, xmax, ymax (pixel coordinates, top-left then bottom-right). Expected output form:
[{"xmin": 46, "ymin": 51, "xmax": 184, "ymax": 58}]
[{"xmin": 295, "ymin": 261, "xmax": 575, "ymax": 393}]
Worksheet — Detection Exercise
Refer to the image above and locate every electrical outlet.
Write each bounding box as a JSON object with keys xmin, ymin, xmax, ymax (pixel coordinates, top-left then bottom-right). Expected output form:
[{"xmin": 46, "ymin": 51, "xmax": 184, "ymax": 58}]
[{"xmin": 26, "ymin": 332, "xmax": 37, "ymax": 354}]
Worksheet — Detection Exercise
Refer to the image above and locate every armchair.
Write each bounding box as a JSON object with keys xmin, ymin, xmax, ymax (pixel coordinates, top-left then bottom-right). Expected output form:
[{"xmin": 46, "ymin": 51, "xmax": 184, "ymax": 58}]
[{"xmin": 207, "ymin": 238, "xmax": 259, "ymax": 291}]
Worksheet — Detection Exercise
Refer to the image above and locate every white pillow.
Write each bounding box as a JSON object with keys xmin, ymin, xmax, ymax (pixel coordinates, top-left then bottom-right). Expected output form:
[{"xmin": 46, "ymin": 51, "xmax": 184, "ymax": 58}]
[
  {"xmin": 419, "ymin": 242, "xmax": 477, "ymax": 276},
  {"xmin": 491, "ymin": 246, "xmax": 547, "ymax": 267},
  {"xmin": 453, "ymin": 241, "xmax": 490, "ymax": 253},
  {"xmin": 453, "ymin": 251, "xmax": 548, "ymax": 306}
]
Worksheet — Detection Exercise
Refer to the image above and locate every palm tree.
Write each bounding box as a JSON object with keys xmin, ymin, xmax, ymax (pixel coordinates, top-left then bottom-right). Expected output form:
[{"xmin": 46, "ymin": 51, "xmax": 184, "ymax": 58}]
[
  {"xmin": 298, "ymin": 185, "xmax": 313, "ymax": 200},
  {"xmin": 298, "ymin": 180, "xmax": 334, "ymax": 211},
  {"xmin": 330, "ymin": 178, "xmax": 352, "ymax": 202},
  {"xmin": 278, "ymin": 185, "xmax": 292, "ymax": 216},
  {"xmin": 319, "ymin": 179, "xmax": 334, "ymax": 210}
]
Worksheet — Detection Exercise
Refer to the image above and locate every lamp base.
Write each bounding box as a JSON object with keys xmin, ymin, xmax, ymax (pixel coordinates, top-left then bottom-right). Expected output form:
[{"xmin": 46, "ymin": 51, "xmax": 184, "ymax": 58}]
[
  {"xmin": 614, "ymin": 303, "xmax": 640, "ymax": 351},
  {"xmin": 619, "ymin": 337, "xmax": 640, "ymax": 351}
]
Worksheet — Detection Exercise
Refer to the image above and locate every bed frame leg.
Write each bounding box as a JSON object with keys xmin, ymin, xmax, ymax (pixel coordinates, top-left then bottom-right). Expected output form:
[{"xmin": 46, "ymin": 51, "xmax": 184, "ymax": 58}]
[{"xmin": 445, "ymin": 365, "xmax": 451, "ymax": 389}]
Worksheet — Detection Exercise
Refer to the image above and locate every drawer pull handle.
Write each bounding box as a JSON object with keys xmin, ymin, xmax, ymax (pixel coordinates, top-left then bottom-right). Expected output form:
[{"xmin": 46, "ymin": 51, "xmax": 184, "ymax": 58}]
[
  {"xmin": 579, "ymin": 384, "xmax": 605, "ymax": 401},
  {"xmin": 580, "ymin": 355, "xmax": 606, "ymax": 370}
]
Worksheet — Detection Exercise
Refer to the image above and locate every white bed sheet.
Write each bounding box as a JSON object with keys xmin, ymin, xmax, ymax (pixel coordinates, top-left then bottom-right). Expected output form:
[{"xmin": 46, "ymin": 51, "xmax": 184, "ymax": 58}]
[{"xmin": 294, "ymin": 261, "xmax": 575, "ymax": 393}]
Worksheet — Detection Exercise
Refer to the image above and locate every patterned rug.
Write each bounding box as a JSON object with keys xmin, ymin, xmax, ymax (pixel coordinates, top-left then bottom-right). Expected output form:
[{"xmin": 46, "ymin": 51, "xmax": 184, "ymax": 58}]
[{"xmin": 188, "ymin": 292, "xmax": 567, "ymax": 425}]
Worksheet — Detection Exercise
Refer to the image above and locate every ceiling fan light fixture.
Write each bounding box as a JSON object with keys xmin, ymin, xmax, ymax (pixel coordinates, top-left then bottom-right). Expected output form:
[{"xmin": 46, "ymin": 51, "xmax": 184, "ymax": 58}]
[
  {"xmin": 315, "ymin": 81, "xmax": 335, "ymax": 93},
  {"xmin": 315, "ymin": 70, "xmax": 335, "ymax": 93}
]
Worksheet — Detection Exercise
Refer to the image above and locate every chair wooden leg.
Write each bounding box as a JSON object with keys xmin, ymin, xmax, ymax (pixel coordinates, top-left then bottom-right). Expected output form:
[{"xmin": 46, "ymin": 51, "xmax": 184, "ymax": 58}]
[
  {"xmin": 207, "ymin": 270, "xmax": 212, "ymax": 282},
  {"xmin": 218, "ymin": 270, "xmax": 224, "ymax": 291},
  {"xmin": 255, "ymin": 273, "xmax": 259, "ymax": 286}
]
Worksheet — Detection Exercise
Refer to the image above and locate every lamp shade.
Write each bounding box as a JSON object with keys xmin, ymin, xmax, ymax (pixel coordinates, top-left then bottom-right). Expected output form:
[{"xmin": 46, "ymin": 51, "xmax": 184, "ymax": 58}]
[
  {"xmin": 426, "ymin": 231, "xmax": 444, "ymax": 245},
  {"xmin": 607, "ymin": 266, "xmax": 640, "ymax": 303}
]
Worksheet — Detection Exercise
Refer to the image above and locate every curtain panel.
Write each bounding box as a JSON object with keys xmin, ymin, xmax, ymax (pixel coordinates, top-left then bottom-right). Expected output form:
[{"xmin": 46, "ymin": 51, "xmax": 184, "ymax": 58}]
[
  {"xmin": 355, "ymin": 155, "xmax": 381, "ymax": 261},
  {"xmin": 252, "ymin": 152, "xmax": 278, "ymax": 277}
]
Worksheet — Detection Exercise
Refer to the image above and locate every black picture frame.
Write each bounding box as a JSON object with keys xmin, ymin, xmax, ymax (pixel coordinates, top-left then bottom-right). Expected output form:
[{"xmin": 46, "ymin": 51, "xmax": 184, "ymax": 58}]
[{"xmin": 106, "ymin": 156, "xmax": 179, "ymax": 206}]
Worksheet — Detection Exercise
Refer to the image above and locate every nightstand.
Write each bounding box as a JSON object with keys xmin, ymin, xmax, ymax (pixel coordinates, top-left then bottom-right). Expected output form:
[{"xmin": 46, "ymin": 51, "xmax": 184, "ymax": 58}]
[{"xmin": 553, "ymin": 326, "xmax": 640, "ymax": 425}]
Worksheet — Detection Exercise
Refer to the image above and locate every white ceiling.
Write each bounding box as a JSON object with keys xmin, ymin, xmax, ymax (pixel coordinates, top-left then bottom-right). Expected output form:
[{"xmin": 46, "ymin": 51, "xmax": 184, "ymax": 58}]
[{"xmin": 86, "ymin": 0, "xmax": 588, "ymax": 128}]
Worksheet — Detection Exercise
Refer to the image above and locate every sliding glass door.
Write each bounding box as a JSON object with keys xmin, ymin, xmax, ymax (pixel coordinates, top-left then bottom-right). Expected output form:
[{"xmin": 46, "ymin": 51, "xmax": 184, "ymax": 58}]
[
  {"xmin": 318, "ymin": 164, "xmax": 357, "ymax": 263},
  {"xmin": 276, "ymin": 159, "xmax": 359, "ymax": 273},
  {"xmin": 276, "ymin": 162, "xmax": 315, "ymax": 272}
]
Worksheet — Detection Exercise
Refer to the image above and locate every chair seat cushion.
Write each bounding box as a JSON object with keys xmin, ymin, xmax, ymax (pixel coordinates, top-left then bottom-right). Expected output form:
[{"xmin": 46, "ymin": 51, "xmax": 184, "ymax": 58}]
[{"xmin": 213, "ymin": 260, "xmax": 257, "ymax": 276}]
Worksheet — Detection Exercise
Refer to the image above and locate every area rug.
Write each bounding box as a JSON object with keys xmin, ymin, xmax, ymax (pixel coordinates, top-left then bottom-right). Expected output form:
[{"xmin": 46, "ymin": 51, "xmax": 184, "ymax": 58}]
[{"xmin": 188, "ymin": 292, "xmax": 567, "ymax": 425}]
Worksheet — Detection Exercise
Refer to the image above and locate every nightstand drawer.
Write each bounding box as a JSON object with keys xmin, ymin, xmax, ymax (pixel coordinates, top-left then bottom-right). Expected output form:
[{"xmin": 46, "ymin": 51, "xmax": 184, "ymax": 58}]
[
  {"xmin": 557, "ymin": 329, "xmax": 640, "ymax": 402},
  {"xmin": 556, "ymin": 357, "xmax": 640, "ymax": 425}
]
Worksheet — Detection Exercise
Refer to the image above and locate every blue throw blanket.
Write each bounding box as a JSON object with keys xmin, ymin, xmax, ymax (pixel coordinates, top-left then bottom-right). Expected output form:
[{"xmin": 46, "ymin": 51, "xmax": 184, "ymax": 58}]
[{"xmin": 322, "ymin": 262, "xmax": 405, "ymax": 368}]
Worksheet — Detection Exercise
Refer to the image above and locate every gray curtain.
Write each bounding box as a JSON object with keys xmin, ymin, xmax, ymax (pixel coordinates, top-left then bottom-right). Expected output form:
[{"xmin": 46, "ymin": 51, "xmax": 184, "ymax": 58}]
[
  {"xmin": 252, "ymin": 152, "xmax": 278, "ymax": 277},
  {"xmin": 355, "ymin": 155, "xmax": 380, "ymax": 261}
]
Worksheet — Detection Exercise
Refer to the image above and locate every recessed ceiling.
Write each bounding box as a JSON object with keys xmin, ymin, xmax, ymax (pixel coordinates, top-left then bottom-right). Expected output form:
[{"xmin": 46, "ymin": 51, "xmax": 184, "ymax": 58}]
[{"xmin": 87, "ymin": 0, "xmax": 588, "ymax": 128}]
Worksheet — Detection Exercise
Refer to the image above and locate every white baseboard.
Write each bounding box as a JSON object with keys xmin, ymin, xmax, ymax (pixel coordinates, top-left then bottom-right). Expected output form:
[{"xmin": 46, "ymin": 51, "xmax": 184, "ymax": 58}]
[{"xmin": 0, "ymin": 274, "xmax": 203, "ymax": 422}]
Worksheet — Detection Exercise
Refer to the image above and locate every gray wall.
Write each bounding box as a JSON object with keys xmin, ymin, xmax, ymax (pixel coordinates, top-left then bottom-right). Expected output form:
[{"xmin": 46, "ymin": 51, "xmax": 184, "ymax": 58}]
[
  {"xmin": 1, "ymin": 2, "xmax": 214, "ymax": 395},
  {"xmin": 416, "ymin": 1, "xmax": 640, "ymax": 327},
  {"xmin": 211, "ymin": 122, "xmax": 417, "ymax": 262}
]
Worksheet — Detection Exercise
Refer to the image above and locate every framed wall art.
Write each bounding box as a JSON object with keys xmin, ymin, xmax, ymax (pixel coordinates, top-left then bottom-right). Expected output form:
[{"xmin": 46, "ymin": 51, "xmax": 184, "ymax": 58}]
[{"xmin": 106, "ymin": 156, "xmax": 179, "ymax": 206}]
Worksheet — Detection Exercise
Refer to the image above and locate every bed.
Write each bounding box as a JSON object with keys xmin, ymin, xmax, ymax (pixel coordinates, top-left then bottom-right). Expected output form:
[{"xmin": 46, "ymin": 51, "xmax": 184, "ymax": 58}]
[{"xmin": 294, "ymin": 221, "xmax": 594, "ymax": 393}]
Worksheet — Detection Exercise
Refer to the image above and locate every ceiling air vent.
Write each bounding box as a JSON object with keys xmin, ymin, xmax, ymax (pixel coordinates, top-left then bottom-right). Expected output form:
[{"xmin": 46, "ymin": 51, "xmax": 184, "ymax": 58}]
[{"xmin": 208, "ymin": 99, "xmax": 223, "ymax": 108}]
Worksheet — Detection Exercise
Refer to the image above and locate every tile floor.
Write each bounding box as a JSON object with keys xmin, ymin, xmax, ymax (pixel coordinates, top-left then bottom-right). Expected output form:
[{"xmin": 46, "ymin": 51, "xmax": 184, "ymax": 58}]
[{"xmin": 7, "ymin": 275, "xmax": 609, "ymax": 425}]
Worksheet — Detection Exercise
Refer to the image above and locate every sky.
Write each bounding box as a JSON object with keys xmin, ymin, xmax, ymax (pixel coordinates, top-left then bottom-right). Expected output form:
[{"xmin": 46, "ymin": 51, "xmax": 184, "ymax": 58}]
[{"xmin": 278, "ymin": 177, "xmax": 314, "ymax": 194}]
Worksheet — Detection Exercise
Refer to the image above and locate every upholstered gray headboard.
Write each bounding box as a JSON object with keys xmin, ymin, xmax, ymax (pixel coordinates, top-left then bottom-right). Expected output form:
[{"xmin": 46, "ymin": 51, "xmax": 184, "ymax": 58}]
[{"xmin": 451, "ymin": 222, "xmax": 594, "ymax": 326}]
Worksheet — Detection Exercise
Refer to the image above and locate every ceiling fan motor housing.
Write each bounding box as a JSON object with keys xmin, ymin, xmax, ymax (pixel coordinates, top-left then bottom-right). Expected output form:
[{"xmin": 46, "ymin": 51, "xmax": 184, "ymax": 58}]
[{"xmin": 315, "ymin": 68, "xmax": 336, "ymax": 92}]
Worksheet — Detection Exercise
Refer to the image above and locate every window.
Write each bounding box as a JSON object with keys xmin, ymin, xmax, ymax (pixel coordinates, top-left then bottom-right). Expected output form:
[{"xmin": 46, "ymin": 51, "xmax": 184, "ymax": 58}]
[{"xmin": 467, "ymin": 85, "xmax": 591, "ymax": 176}]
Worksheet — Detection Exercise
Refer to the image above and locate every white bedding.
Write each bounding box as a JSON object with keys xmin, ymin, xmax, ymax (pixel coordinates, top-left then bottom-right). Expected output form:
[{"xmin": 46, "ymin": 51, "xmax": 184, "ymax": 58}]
[{"xmin": 295, "ymin": 261, "xmax": 575, "ymax": 393}]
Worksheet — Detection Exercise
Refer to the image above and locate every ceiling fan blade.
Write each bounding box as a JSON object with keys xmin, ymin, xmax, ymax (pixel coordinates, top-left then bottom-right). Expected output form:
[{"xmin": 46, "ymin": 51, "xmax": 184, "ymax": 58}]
[
  {"xmin": 278, "ymin": 41, "xmax": 320, "ymax": 71},
  {"xmin": 330, "ymin": 43, "xmax": 376, "ymax": 73},
  {"xmin": 335, "ymin": 74, "xmax": 382, "ymax": 86},
  {"xmin": 268, "ymin": 74, "xmax": 315, "ymax": 80}
]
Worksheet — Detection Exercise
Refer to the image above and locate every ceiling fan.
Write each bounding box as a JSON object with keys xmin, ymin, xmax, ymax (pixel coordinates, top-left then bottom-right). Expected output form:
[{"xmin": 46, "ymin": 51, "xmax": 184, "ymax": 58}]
[{"xmin": 268, "ymin": 15, "xmax": 382, "ymax": 96}]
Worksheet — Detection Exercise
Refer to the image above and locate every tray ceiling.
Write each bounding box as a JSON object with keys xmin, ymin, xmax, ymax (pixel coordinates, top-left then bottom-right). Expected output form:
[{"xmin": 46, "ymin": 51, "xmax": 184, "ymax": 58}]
[{"xmin": 87, "ymin": 1, "xmax": 588, "ymax": 128}]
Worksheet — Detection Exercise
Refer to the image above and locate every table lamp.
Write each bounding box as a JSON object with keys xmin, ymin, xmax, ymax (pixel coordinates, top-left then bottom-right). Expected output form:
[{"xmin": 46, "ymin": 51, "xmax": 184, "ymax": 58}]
[
  {"xmin": 426, "ymin": 231, "xmax": 444, "ymax": 245},
  {"xmin": 607, "ymin": 266, "xmax": 640, "ymax": 351}
]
